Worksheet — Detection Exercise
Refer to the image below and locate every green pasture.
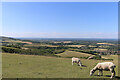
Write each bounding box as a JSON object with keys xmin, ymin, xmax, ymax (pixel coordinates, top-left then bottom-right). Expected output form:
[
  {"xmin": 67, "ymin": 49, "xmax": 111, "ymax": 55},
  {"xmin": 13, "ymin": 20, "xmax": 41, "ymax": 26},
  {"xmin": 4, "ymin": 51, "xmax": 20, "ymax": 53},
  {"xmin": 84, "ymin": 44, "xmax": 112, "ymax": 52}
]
[{"xmin": 2, "ymin": 53, "xmax": 119, "ymax": 78}]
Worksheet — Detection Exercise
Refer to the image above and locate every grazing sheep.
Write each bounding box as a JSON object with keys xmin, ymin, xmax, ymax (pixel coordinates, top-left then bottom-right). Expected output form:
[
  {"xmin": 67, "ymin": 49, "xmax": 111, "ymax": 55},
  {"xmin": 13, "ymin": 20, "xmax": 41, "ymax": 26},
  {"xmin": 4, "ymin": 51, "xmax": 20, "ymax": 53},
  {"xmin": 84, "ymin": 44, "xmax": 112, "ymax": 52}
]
[
  {"xmin": 72, "ymin": 57, "xmax": 82, "ymax": 66},
  {"xmin": 90, "ymin": 62, "xmax": 116, "ymax": 78}
]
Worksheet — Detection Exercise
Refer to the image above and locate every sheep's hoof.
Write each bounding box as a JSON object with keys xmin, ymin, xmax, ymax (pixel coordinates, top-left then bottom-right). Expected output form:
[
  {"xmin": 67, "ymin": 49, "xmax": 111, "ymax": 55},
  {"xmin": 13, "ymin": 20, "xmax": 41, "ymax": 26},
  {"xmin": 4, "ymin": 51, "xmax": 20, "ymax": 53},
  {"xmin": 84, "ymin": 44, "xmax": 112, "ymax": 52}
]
[
  {"xmin": 110, "ymin": 77, "xmax": 113, "ymax": 79},
  {"xmin": 112, "ymin": 76, "xmax": 115, "ymax": 78}
]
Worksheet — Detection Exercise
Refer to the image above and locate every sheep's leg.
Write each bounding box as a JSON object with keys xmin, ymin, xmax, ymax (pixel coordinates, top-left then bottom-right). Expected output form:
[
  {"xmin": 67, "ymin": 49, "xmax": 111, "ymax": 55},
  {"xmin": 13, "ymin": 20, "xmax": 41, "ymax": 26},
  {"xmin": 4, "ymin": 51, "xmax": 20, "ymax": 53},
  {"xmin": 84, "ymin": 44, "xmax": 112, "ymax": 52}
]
[
  {"xmin": 98, "ymin": 70, "xmax": 103, "ymax": 76},
  {"xmin": 101, "ymin": 70, "xmax": 103, "ymax": 76},
  {"xmin": 78, "ymin": 60, "xmax": 82, "ymax": 66},
  {"xmin": 78, "ymin": 61, "xmax": 82, "ymax": 66},
  {"xmin": 80, "ymin": 62, "xmax": 82, "ymax": 66},
  {"xmin": 113, "ymin": 70, "xmax": 115, "ymax": 78},
  {"xmin": 110, "ymin": 70, "xmax": 113, "ymax": 78},
  {"xmin": 72, "ymin": 61, "xmax": 74, "ymax": 65},
  {"xmin": 79, "ymin": 63, "xmax": 82, "ymax": 67},
  {"xmin": 111, "ymin": 72, "xmax": 114, "ymax": 78},
  {"xmin": 110, "ymin": 69, "xmax": 115, "ymax": 78},
  {"xmin": 98, "ymin": 70, "xmax": 100, "ymax": 76},
  {"xmin": 77, "ymin": 62, "xmax": 80, "ymax": 66},
  {"xmin": 98, "ymin": 70, "xmax": 101, "ymax": 76},
  {"xmin": 78, "ymin": 62, "xmax": 80, "ymax": 66}
]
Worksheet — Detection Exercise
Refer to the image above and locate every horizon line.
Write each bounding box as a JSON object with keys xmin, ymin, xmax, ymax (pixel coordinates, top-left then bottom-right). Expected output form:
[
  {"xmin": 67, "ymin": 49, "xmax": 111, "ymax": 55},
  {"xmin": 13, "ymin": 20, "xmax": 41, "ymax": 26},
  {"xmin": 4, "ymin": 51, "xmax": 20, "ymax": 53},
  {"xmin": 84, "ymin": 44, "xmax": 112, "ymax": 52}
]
[
  {"xmin": 15, "ymin": 37, "xmax": 118, "ymax": 39},
  {"xmin": 1, "ymin": 36, "xmax": 118, "ymax": 39}
]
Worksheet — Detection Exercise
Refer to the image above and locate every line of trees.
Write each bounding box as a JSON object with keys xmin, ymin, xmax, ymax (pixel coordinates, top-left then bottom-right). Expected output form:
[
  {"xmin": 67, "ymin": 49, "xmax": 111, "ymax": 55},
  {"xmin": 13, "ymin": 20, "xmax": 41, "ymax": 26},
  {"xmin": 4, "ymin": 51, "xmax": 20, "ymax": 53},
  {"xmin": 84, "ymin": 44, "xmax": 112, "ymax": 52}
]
[{"xmin": 2, "ymin": 46, "xmax": 65, "ymax": 56}]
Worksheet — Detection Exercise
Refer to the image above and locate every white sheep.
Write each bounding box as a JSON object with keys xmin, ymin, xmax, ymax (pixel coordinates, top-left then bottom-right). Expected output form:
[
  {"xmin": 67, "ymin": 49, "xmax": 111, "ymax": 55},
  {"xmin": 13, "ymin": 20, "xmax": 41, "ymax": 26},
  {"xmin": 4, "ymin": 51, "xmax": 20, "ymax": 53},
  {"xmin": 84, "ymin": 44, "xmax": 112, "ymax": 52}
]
[
  {"xmin": 90, "ymin": 62, "xmax": 116, "ymax": 78},
  {"xmin": 72, "ymin": 57, "xmax": 82, "ymax": 66}
]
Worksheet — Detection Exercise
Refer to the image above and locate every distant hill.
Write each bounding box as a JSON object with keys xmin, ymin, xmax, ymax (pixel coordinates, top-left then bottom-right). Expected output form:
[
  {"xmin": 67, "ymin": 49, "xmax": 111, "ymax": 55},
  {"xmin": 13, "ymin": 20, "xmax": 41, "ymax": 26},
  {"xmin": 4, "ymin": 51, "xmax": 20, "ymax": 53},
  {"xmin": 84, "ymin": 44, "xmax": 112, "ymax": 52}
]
[
  {"xmin": 1, "ymin": 36, "xmax": 33, "ymax": 45},
  {"xmin": 1, "ymin": 36, "xmax": 21, "ymax": 41}
]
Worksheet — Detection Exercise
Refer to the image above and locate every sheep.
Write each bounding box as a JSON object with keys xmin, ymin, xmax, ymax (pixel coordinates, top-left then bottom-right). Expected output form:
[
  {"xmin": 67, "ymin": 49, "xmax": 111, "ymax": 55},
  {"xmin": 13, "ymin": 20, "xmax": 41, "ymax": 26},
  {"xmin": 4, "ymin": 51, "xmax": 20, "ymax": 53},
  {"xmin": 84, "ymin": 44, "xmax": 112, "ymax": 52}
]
[
  {"xmin": 90, "ymin": 62, "xmax": 116, "ymax": 78},
  {"xmin": 72, "ymin": 57, "xmax": 82, "ymax": 66}
]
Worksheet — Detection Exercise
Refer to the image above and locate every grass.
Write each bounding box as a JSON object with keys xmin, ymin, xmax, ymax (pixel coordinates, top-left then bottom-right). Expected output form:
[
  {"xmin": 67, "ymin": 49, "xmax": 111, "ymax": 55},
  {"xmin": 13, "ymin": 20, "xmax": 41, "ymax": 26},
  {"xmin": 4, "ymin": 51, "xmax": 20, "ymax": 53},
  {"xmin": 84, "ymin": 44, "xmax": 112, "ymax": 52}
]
[
  {"xmin": 24, "ymin": 44, "xmax": 58, "ymax": 47},
  {"xmin": 3, "ymin": 40, "xmax": 32, "ymax": 44},
  {"xmin": 55, "ymin": 50, "xmax": 92, "ymax": 58},
  {"xmin": 2, "ymin": 53, "xmax": 119, "ymax": 78}
]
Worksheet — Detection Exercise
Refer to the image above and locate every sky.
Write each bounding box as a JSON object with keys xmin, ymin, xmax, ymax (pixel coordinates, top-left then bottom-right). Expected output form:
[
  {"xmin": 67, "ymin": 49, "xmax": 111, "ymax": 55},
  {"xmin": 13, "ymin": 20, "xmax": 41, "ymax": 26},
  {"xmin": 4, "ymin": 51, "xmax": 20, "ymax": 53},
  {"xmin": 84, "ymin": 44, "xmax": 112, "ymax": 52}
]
[{"xmin": 2, "ymin": 2, "xmax": 118, "ymax": 38}]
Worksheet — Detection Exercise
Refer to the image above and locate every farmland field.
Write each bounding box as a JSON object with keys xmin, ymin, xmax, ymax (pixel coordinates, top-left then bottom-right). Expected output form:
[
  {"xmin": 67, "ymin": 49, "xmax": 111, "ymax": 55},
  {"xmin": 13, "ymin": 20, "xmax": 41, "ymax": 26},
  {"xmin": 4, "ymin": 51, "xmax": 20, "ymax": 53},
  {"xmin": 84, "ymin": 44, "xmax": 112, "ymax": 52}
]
[
  {"xmin": 65, "ymin": 45, "xmax": 86, "ymax": 48},
  {"xmin": 2, "ymin": 53, "xmax": 119, "ymax": 78},
  {"xmin": 55, "ymin": 50, "xmax": 92, "ymax": 57},
  {"xmin": 24, "ymin": 44, "xmax": 58, "ymax": 47}
]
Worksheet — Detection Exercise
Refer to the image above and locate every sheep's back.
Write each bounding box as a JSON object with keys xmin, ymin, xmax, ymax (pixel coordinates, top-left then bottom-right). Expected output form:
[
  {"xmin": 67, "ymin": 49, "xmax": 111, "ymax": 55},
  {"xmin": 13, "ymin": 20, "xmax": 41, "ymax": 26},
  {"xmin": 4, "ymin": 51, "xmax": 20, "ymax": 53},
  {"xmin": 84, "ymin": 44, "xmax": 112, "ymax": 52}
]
[
  {"xmin": 97, "ymin": 62, "xmax": 115, "ymax": 70},
  {"xmin": 72, "ymin": 58, "xmax": 80, "ymax": 62}
]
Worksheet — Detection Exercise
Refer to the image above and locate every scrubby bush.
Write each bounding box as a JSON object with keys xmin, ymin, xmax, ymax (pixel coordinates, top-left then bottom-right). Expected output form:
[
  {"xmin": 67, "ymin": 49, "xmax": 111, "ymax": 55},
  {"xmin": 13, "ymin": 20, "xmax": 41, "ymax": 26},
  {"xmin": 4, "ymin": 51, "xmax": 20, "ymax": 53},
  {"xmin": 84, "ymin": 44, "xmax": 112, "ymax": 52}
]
[
  {"xmin": 93, "ymin": 55, "xmax": 101, "ymax": 60},
  {"xmin": 2, "ymin": 46, "xmax": 65, "ymax": 56}
]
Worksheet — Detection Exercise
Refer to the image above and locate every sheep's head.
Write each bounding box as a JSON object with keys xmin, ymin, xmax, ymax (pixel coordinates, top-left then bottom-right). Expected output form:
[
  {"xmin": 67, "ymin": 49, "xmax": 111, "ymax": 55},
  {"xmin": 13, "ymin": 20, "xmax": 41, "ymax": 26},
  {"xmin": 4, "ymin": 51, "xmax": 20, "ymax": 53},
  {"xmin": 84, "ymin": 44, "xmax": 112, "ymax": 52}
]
[{"xmin": 90, "ymin": 69, "xmax": 95, "ymax": 76}]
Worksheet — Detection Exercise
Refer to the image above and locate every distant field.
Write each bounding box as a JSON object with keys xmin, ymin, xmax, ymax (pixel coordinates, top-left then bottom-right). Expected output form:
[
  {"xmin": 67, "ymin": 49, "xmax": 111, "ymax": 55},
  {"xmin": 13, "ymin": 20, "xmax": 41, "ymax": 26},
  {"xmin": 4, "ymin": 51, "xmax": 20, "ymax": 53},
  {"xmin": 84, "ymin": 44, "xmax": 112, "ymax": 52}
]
[
  {"xmin": 2, "ymin": 53, "xmax": 119, "ymax": 78},
  {"xmin": 97, "ymin": 43, "xmax": 115, "ymax": 45},
  {"xmin": 24, "ymin": 44, "xmax": 86, "ymax": 48},
  {"xmin": 65, "ymin": 45, "xmax": 85, "ymax": 48},
  {"xmin": 55, "ymin": 50, "xmax": 92, "ymax": 58},
  {"xmin": 24, "ymin": 44, "xmax": 58, "ymax": 47},
  {"xmin": 3, "ymin": 40, "xmax": 32, "ymax": 44},
  {"xmin": 94, "ymin": 48, "xmax": 108, "ymax": 51}
]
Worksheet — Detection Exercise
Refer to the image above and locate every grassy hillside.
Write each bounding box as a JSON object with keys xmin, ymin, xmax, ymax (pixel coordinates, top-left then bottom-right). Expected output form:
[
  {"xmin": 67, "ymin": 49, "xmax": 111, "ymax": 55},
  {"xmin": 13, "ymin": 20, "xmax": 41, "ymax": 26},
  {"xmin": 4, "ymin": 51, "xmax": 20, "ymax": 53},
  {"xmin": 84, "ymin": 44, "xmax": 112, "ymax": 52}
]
[
  {"xmin": 1, "ymin": 36, "xmax": 19, "ymax": 41},
  {"xmin": 55, "ymin": 50, "xmax": 92, "ymax": 58},
  {"xmin": 2, "ymin": 53, "xmax": 118, "ymax": 78}
]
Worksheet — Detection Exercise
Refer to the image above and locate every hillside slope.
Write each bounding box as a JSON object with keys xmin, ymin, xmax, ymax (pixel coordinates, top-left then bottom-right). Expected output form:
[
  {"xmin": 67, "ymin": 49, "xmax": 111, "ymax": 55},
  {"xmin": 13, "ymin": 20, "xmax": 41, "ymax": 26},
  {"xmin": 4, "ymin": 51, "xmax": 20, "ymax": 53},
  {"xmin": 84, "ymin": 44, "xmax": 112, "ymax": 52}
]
[{"xmin": 2, "ymin": 53, "xmax": 118, "ymax": 78}]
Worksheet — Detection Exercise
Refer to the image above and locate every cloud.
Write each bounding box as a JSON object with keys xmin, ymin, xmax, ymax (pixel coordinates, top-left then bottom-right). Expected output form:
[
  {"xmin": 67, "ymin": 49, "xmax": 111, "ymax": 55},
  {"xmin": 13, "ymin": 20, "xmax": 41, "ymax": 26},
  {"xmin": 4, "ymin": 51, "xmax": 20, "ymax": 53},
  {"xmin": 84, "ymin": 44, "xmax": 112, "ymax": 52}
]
[{"xmin": 2, "ymin": 32, "xmax": 118, "ymax": 39}]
